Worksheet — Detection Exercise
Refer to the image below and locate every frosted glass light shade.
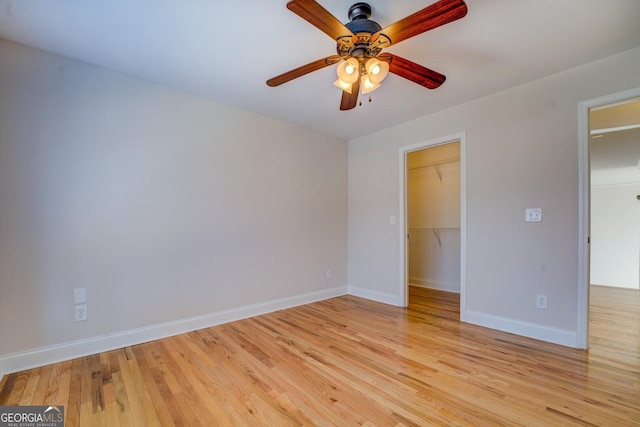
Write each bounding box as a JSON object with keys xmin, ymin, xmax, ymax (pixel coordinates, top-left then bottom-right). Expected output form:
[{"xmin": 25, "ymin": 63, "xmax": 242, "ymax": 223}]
[
  {"xmin": 336, "ymin": 58, "xmax": 360, "ymax": 84},
  {"xmin": 333, "ymin": 78, "xmax": 353, "ymax": 94},
  {"xmin": 360, "ymin": 75, "xmax": 380, "ymax": 94},
  {"xmin": 365, "ymin": 58, "xmax": 389, "ymax": 84}
]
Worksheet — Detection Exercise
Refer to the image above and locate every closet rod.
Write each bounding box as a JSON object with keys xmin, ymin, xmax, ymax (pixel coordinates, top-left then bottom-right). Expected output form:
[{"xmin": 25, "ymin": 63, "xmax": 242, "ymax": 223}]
[
  {"xmin": 408, "ymin": 227, "xmax": 460, "ymax": 231},
  {"xmin": 407, "ymin": 227, "xmax": 460, "ymax": 247},
  {"xmin": 407, "ymin": 156, "xmax": 460, "ymax": 171}
]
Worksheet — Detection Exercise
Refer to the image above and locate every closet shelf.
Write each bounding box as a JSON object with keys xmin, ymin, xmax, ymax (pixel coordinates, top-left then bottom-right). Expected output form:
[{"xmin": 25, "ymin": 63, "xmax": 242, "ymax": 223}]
[
  {"xmin": 408, "ymin": 227, "xmax": 460, "ymax": 231},
  {"xmin": 408, "ymin": 157, "xmax": 460, "ymax": 182},
  {"xmin": 408, "ymin": 227, "xmax": 460, "ymax": 247}
]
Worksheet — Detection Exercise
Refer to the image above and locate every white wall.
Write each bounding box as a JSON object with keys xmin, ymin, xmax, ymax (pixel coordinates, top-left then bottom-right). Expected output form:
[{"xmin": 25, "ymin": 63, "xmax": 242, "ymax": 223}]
[
  {"xmin": 0, "ymin": 39, "xmax": 348, "ymax": 373},
  {"xmin": 591, "ymin": 183, "xmax": 640, "ymax": 289},
  {"xmin": 348, "ymin": 47, "xmax": 640, "ymax": 347}
]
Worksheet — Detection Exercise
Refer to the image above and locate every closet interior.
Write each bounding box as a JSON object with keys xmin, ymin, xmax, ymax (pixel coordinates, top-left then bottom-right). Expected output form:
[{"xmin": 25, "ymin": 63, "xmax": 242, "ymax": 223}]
[{"xmin": 407, "ymin": 141, "xmax": 461, "ymax": 296}]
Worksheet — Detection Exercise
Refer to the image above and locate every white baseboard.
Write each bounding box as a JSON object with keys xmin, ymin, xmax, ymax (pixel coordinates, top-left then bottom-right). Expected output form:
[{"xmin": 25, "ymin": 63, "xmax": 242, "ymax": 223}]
[
  {"xmin": 464, "ymin": 310, "xmax": 578, "ymax": 348},
  {"xmin": 0, "ymin": 286, "xmax": 348, "ymax": 378},
  {"xmin": 409, "ymin": 278, "xmax": 460, "ymax": 293},
  {"xmin": 347, "ymin": 286, "xmax": 402, "ymax": 306},
  {"xmin": 0, "ymin": 287, "xmax": 580, "ymax": 381}
]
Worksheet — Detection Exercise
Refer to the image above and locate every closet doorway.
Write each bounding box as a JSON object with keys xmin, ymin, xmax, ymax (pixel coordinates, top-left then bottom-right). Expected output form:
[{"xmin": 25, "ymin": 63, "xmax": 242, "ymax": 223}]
[
  {"xmin": 399, "ymin": 134, "xmax": 466, "ymax": 317},
  {"xmin": 577, "ymin": 87, "xmax": 640, "ymax": 348}
]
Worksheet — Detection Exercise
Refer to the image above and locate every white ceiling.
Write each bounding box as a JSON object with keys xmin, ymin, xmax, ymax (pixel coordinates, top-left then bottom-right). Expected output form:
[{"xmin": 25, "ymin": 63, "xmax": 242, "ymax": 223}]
[{"xmin": 1, "ymin": 0, "xmax": 640, "ymax": 140}]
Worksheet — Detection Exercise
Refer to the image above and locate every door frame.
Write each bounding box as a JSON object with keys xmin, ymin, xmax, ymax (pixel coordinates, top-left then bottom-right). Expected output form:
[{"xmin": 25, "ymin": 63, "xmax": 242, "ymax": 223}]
[
  {"xmin": 577, "ymin": 86, "xmax": 640, "ymax": 349},
  {"xmin": 398, "ymin": 132, "xmax": 467, "ymax": 320}
]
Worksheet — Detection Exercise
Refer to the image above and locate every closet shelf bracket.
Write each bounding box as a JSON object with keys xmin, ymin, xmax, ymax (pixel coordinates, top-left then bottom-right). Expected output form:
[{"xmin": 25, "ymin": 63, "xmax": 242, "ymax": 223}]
[
  {"xmin": 432, "ymin": 229, "xmax": 442, "ymax": 247},
  {"xmin": 434, "ymin": 164, "xmax": 442, "ymax": 183}
]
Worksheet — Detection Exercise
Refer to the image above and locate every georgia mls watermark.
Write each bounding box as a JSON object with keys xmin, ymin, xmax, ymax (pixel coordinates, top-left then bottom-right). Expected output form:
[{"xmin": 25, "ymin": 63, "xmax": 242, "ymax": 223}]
[{"xmin": 0, "ymin": 406, "xmax": 64, "ymax": 427}]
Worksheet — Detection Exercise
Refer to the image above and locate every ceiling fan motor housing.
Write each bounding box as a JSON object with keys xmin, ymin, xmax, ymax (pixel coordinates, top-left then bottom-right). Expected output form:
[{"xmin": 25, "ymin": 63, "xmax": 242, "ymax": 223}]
[
  {"xmin": 345, "ymin": 18, "xmax": 382, "ymax": 35},
  {"xmin": 340, "ymin": 3, "xmax": 383, "ymax": 59}
]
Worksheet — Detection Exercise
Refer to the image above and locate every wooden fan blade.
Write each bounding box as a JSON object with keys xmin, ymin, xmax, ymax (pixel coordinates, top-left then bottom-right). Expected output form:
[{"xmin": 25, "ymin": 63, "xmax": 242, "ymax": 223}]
[
  {"xmin": 380, "ymin": 53, "xmax": 446, "ymax": 89},
  {"xmin": 375, "ymin": 0, "xmax": 467, "ymax": 47},
  {"xmin": 287, "ymin": 0, "xmax": 354, "ymax": 41},
  {"xmin": 340, "ymin": 77, "xmax": 361, "ymax": 111},
  {"xmin": 267, "ymin": 55, "xmax": 342, "ymax": 87}
]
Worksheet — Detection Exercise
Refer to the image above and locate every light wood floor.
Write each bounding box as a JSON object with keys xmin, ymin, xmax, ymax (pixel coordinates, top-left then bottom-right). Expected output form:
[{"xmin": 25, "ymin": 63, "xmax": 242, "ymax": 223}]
[{"xmin": 1, "ymin": 285, "xmax": 638, "ymax": 426}]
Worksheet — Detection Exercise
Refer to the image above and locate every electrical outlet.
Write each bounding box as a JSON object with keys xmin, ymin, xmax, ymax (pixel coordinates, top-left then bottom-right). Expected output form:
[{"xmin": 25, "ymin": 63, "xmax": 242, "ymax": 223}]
[
  {"xmin": 325, "ymin": 269, "xmax": 332, "ymax": 279},
  {"xmin": 526, "ymin": 208, "xmax": 542, "ymax": 222},
  {"xmin": 536, "ymin": 294, "xmax": 548, "ymax": 310},
  {"xmin": 75, "ymin": 304, "xmax": 87, "ymax": 322}
]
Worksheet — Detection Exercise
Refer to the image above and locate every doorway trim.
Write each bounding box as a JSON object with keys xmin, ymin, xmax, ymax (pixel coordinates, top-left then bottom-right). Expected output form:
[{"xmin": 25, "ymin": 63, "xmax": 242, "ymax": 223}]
[
  {"xmin": 398, "ymin": 132, "xmax": 467, "ymax": 319},
  {"xmin": 577, "ymin": 86, "xmax": 640, "ymax": 349}
]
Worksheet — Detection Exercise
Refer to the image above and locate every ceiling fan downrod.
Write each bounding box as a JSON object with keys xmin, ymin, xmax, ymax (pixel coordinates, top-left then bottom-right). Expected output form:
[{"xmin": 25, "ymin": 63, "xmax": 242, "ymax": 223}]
[
  {"xmin": 348, "ymin": 2, "xmax": 372, "ymax": 21},
  {"xmin": 344, "ymin": 2, "xmax": 382, "ymax": 38}
]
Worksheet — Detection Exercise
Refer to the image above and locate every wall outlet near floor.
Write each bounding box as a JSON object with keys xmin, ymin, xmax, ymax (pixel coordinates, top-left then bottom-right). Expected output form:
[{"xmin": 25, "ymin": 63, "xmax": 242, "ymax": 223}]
[
  {"xmin": 325, "ymin": 269, "xmax": 332, "ymax": 279},
  {"xmin": 525, "ymin": 208, "xmax": 542, "ymax": 222},
  {"xmin": 75, "ymin": 304, "xmax": 88, "ymax": 322},
  {"xmin": 536, "ymin": 294, "xmax": 548, "ymax": 310}
]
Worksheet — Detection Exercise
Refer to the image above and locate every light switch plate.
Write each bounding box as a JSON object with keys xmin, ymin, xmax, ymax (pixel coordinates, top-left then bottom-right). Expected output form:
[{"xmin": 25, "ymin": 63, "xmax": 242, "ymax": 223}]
[
  {"xmin": 525, "ymin": 208, "xmax": 542, "ymax": 222},
  {"xmin": 74, "ymin": 287, "xmax": 87, "ymax": 304}
]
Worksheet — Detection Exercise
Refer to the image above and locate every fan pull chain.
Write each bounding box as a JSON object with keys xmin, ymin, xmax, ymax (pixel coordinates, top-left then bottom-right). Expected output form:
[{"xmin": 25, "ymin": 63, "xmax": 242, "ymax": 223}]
[{"xmin": 358, "ymin": 95, "xmax": 374, "ymax": 107}]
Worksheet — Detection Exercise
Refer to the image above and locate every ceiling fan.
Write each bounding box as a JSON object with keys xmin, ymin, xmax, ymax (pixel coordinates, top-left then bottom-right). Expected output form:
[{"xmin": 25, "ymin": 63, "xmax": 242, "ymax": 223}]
[{"xmin": 266, "ymin": 0, "xmax": 468, "ymax": 111}]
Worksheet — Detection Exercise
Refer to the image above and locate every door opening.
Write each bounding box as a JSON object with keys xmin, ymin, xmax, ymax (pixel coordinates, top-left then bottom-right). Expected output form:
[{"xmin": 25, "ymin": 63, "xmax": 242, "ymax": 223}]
[
  {"xmin": 590, "ymin": 98, "xmax": 640, "ymax": 291},
  {"xmin": 577, "ymin": 86, "xmax": 640, "ymax": 349},
  {"xmin": 399, "ymin": 133, "xmax": 467, "ymax": 319}
]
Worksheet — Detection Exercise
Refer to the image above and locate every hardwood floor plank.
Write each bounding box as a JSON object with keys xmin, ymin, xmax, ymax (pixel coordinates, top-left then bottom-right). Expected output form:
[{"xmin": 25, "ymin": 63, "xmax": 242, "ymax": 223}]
[
  {"xmin": 158, "ymin": 338, "xmax": 225, "ymax": 425},
  {"xmin": 0, "ymin": 373, "xmax": 15, "ymax": 405},
  {"xmin": 115, "ymin": 349, "xmax": 148, "ymax": 427},
  {"xmin": 99, "ymin": 352, "xmax": 120, "ymax": 427},
  {"xmin": 18, "ymin": 368, "xmax": 39, "ymax": 405},
  {"xmin": 172, "ymin": 331, "xmax": 259, "ymax": 424},
  {"xmin": 123, "ymin": 347, "xmax": 163, "ymax": 426},
  {"xmin": 193, "ymin": 326, "xmax": 309, "ymax": 425},
  {"xmin": 29, "ymin": 365, "xmax": 52, "ymax": 405},
  {"xmin": 44, "ymin": 361, "xmax": 64, "ymax": 405},
  {"xmin": 130, "ymin": 344, "xmax": 180, "ymax": 426},
  {"xmin": 1, "ymin": 285, "xmax": 639, "ymax": 425},
  {"xmin": 64, "ymin": 358, "xmax": 82, "ymax": 427},
  {"xmin": 2, "ymin": 371, "xmax": 28, "ymax": 405}
]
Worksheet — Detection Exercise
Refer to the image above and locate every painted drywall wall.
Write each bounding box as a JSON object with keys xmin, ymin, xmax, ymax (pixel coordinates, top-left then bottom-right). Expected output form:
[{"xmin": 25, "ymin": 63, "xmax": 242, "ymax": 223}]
[
  {"xmin": 407, "ymin": 143, "xmax": 461, "ymax": 292},
  {"xmin": 348, "ymin": 47, "xmax": 640, "ymax": 346},
  {"xmin": 0, "ymin": 39, "xmax": 348, "ymax": 363},
  {"xmin": 591, "ymin": 183, "xmax": 640, "ymax": 289}
]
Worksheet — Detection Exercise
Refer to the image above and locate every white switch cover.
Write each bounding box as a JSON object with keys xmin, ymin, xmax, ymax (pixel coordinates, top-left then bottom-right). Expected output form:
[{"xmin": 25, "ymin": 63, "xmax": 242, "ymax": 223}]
[
  {"xmin": 525, "ymin": 208, "xmax": 542, "ymax": 222},
  {"xmin": 389, "ymin": 215, "xmax": 396, "ymax": 225},
  {"xmin": 74, "ymin": 287, "xmax": 87, "ymax": 304},
  {"xmin": 536, "ymin": 294, "xmax": 548, "ymax": 310}
]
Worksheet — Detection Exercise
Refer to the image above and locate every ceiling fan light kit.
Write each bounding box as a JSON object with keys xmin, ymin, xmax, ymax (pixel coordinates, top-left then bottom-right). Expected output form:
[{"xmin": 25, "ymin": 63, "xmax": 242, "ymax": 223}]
[
  {"xmin": 336, "ymin": 57, "xmax": 360, "ymax": 83},
  {"xmin": 365, "ymin": 57, "xmax": 389, "ymax": 84},
  {"xmin": 360, "ymin": 75, "xmax": 380, "ymax": 95},
  {"xmin": 266, "ymin": 0, "xmax": 468, "ymax": 111},
  {"xmin": 334, "ymin": 78, "xmax": 354, "ymax": 94}
]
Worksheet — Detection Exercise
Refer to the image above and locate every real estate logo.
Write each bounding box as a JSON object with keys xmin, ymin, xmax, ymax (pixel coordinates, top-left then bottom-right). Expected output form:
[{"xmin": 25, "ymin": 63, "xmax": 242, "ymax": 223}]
[{"xmin": 0, "ymin": 406, "xmax": 64, "ymax": 427}]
